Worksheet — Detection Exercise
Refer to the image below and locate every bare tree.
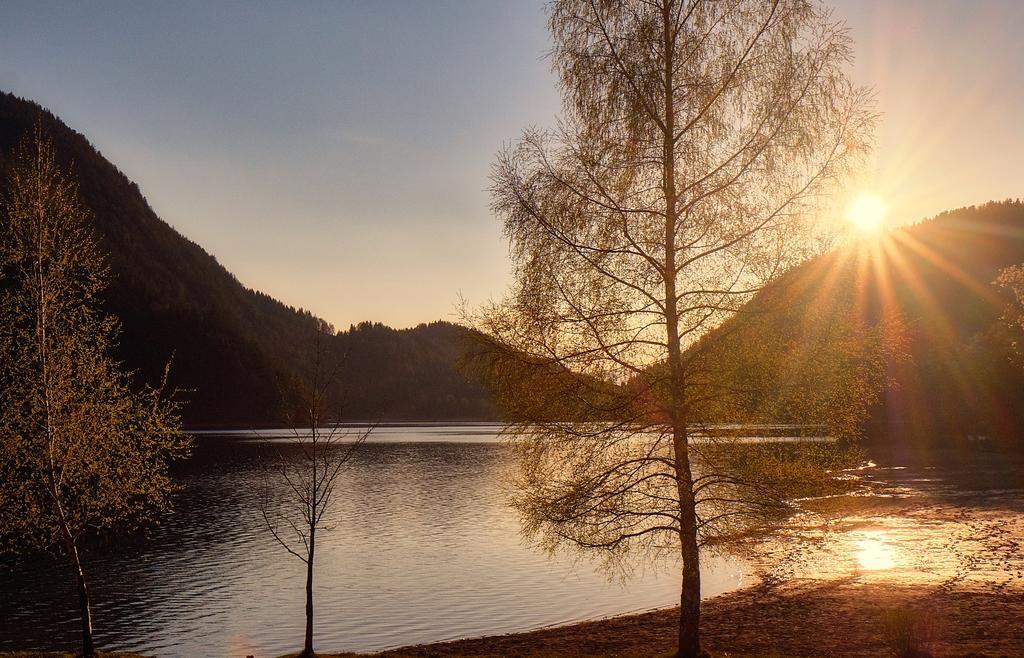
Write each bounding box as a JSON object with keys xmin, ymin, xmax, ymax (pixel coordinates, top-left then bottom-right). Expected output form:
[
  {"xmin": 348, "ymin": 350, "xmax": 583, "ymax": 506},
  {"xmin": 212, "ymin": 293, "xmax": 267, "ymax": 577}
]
[
  {"xmin": 0, "ymin": 123, "xmax": 188, "ymax": 657},
  {"xmin": 257, "ymin": 320, "xmax": 370, "ymax": 658},
  {"xmin": 469, "ymin": 1, "xmax": 878, "ymax": 656}
]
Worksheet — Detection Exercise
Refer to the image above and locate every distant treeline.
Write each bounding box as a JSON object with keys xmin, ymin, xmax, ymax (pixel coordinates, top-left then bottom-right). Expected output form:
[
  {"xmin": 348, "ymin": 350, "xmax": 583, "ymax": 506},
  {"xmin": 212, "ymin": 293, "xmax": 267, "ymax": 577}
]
[{"xmin": 0, "ymin": 91, "xmax": 495, "ymax": 425}]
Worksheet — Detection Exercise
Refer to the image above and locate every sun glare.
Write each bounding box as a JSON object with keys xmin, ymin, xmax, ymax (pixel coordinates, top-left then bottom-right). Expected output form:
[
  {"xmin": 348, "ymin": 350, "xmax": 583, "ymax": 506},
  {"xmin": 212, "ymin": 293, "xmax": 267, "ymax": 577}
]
[
  {"xmin": 846, "ymin": 193, "xmax": 888, "ymax": 234},
  {"xmin": 853, "ymin": 531, "xmax": 897, "ymax": 571}
]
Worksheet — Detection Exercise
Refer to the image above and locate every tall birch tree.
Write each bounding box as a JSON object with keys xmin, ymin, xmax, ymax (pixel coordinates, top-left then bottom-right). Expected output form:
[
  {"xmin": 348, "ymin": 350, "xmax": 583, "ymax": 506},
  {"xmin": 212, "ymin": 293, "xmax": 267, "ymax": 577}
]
[
  {"xmin": 472, "ymin": 1, "xmax": 876, "ymax": 655},
  {"xmin": 0, "ymin": 124, "xmax": 188, "ymax": 658}
]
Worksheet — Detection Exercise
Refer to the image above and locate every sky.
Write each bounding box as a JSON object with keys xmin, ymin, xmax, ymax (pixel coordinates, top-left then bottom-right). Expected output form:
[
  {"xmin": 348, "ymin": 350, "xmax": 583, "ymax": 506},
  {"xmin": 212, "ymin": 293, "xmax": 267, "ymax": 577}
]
[{"xmin": 1, "ymin": 1, "xmax": 1022, "ymax": 328}]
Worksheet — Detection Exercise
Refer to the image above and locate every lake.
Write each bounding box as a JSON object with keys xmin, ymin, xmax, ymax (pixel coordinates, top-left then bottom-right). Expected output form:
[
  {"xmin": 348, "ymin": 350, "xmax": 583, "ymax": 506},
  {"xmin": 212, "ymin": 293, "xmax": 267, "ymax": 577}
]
[{"xmin": 0, "ymin": 424, "xmax": 746, "ymax": 657}]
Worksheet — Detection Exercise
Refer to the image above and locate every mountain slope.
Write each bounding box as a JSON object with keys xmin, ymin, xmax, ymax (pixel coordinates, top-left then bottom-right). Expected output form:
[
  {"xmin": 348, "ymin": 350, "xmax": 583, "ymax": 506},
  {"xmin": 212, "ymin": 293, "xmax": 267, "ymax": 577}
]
[
  {"xmin": 0, "ymin": 92, "xmax": 494, "ymax": 425},
  {"xmin": 704, "ymin": 200, "xmax": 1024, "ymax": 445},
  {"xmin": 860, "ymin": 201, "xmax": 1024, "ymax": 442}
]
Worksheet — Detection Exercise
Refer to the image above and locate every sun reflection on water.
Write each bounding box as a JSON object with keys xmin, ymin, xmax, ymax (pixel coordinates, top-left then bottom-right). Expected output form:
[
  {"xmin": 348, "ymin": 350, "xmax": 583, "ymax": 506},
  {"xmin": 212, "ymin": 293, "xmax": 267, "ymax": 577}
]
[{"xmin": 853, "ymin": 531, "xmax": 898, "ymax": 571}]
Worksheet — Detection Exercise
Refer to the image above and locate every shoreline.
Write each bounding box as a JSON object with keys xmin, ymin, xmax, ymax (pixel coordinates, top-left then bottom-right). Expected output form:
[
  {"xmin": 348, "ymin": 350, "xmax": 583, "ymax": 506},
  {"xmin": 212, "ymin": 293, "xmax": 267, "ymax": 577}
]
[
  {"xmin": 306, "ymin": 578, "xmax": 1023, "ymax": 657},
  {"xmin": 310, "ymin": 461, "xmax": 1024, "ymax": 658},
  {"xmin": 5, "ymin": 569, "xmax": 1021, "ymax": 658},
  {"xmin": 7, "ymin": 452, "xmax": 1023, "ymax": 658},
  {"xmin": 7, "ymin": 575, "xmax": 1022, "ymax": 658}
]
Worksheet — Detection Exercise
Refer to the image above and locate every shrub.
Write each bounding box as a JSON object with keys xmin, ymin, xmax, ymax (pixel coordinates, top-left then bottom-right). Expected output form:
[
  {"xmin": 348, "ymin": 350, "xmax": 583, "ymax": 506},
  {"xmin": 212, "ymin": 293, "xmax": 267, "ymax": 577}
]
[{"xmin": 880, "ymin": 605, "xmax": 937, "ymax": 658}]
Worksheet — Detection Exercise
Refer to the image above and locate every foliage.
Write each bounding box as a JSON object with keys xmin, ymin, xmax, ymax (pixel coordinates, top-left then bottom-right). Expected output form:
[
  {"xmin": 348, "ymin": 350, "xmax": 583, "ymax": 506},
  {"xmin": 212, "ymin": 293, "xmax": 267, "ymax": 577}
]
[
  {"xmin": 688, "ymin": 259, "xmax": 909, "ymax": 440},
  {"xmin": 0, "ymin": 124, "xmax": 188, "ymax": 656},
  {"xmin": 0, "ymin": 123, "xmax": 188, "ymax": 552},
  {"xmin": 471, "ymin": 1, "xmax": 875, "ymax": 656},
  {"xmin": 996, "ymin": 263, "xmax": 1024, "ymax": 357}
]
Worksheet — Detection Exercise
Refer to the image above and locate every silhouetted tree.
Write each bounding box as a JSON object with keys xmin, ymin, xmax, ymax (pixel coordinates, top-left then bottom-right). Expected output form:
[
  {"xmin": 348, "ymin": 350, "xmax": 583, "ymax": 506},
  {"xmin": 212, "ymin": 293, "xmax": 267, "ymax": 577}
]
[
  {"xmin": 470, "ymin": 2, "xmax": 875, "ymax": 655},
  {"xmin": 0, "ymin": 124, "xmax": 188, "ymax": 657},
  {"xmin": 257, "ymin": 321, "xmax": 370, "ymax": 658}
]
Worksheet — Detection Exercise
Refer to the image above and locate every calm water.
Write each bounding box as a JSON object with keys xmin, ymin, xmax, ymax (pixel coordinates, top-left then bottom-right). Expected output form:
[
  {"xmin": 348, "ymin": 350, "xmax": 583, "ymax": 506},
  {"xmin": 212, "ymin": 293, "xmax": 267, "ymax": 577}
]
[{"xmin": 0, "ymin": 424, "xmax": 745, "ymax": 657}]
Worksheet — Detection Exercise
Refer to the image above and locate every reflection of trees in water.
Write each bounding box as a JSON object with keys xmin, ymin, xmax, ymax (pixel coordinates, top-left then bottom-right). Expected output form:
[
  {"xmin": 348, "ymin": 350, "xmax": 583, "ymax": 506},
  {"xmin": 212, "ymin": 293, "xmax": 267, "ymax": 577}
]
[{"xmin": 2, "ymin": 438, "xmax": 739, "ymax": 656}]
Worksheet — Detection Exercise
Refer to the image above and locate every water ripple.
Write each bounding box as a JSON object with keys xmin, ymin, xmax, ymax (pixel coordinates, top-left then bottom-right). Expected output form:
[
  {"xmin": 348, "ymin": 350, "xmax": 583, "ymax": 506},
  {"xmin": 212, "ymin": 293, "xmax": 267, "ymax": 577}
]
[{"xmin": 1, "ymin": 428, "xmax": 743, "ymax": 657}]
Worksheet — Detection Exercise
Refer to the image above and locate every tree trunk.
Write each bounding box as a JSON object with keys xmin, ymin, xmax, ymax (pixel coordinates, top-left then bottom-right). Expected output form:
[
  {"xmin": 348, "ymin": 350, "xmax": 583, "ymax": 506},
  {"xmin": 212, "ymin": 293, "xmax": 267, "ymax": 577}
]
[
  {"xmin": 657, "ymin": 2, "xmax": 701, "ymax": 655},
  {"xmin": 677, "ymin": 544, "xmax": 703, "ymax": 658},
  {"xmin": 676, "ymin": 488, "xmax": 703, "ymax": 656},
  {"xmin": 301, "ymin": 528, "xmax": 315, "ymax": 657},
  {"xmin": 68, "ymin": 540, "xmax": 96, "ymax": 658},
  {"xmin": 672, "ymin": 426, "xmax": 704, "ymax": 658}
]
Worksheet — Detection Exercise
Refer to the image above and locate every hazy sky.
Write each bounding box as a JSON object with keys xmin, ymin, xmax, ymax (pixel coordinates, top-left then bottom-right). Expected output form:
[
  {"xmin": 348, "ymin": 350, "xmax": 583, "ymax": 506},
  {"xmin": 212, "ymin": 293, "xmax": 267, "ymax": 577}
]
[{"xmin": 2, "ymin": 1, "xmax": 1022, "ymax": 328}]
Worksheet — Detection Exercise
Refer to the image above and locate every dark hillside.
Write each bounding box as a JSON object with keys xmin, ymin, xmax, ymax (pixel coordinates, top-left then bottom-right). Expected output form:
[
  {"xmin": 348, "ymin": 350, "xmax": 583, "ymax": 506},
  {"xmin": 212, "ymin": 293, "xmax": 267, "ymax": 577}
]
[
  {"xmin": 708, "ymin": 200, "xmax": 1024, "ymax": 446},
  {"xmin": 337, "ymin": 321, "xmax": 496, "ymax": 419},
  {"xmin": 0, "ymin": 92, "xmax": 494, "ymax": 425},
  {"xmin": 866, "ymin": 201, "xmax": 1024, "ymax": 443},
  {"xmin": 5, "ymin": 90, "xmax": 1017, "ymax": 436}
]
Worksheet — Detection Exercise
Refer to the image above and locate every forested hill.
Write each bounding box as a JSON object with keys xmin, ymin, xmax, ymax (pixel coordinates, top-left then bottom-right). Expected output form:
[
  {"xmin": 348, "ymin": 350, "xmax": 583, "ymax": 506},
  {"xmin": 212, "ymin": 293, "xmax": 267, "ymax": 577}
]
[
  {"xmin": 5, "ymin": 90, "xmax": 1021, "ymax": 437},
  {"xmin": 0, "ymin": 92, "xmax": 495, "ymax": 425},
  {"xmin": 859, "ymin": 201, "xmax": 1024, "ymax": 442},
  {"xmin": 709, "ymin": 200, "xmax": 1024, "ymax": 446}
]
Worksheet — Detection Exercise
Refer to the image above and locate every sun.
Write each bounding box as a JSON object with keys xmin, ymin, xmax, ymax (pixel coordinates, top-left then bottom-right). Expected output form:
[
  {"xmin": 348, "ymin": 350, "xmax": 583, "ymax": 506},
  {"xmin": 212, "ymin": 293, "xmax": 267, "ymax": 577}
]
[{"xmin": 846, "ymin": 193, "xmax": 888, "ymax": 234}]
